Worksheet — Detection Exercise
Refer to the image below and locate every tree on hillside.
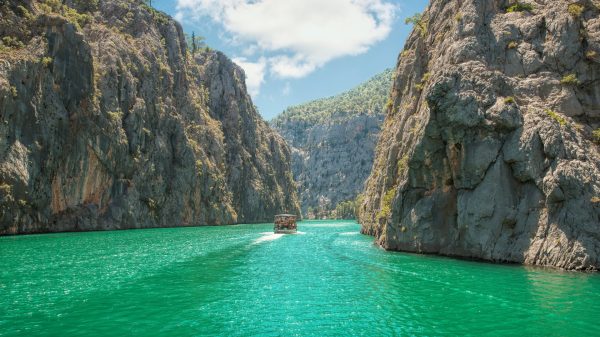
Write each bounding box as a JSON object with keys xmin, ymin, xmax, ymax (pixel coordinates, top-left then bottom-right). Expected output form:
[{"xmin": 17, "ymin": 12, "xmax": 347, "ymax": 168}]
[
  {"xmin": 186, "ymin": 32, "xmax": 206, "ymax": 55},
  {"xmin": 405, "ymin": 13, "xmax": 427, "ymax": 35}
]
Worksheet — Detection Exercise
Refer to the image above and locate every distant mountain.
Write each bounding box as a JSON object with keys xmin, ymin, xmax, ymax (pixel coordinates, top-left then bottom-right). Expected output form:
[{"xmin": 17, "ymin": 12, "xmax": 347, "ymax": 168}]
[
  {"xmin": 272, "ymin": 69, "xmax": 392, "ymax": 218},
  {"xmin": 273, "ymin": 69, "xmax": 393, "ymax": 125}
]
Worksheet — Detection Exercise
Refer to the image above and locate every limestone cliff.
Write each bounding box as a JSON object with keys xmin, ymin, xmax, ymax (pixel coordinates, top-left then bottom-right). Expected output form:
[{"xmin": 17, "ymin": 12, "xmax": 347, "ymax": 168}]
[
  {"xmin": 359, "ymin": 0, "xmax": 600, "ymax": 270},
  {"xmin": 0, "ymin": 0, "xmax": 300, "ymax": 234},
  {"xmin": 272, "ymin": 70, "xmax": 391, "ymax": 217}
]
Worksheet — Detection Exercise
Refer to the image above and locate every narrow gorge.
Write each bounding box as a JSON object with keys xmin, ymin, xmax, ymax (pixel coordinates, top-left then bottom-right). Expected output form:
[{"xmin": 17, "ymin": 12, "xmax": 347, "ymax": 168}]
[
  {"xmin": 272, "ymin": 70, "xmax": 391, "ymax": 219},
  {"xmin": 3, "ymin": 0, "xmax": 600, "ymax": 335},
  {"xmin": 358, "ymin": 0, "xmax": 600, "ymax": 270},
  {"xmin": 0, "ymin": 0, "xmax": 300, "ymax": 234}
]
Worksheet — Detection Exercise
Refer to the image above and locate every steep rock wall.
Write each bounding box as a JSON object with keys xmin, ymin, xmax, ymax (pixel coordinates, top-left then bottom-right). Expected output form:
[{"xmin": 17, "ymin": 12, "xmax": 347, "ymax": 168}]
[
  {"xmin": 359, "ymin": 0, "xmax": 600, "ymax": 270},
  {"xmin": 0, "ymin": 0, "xmax": 299, "ymax": 234},
  {"xmin": 278, "ymin": 114, "xmax": 382, "ymax": 217}
]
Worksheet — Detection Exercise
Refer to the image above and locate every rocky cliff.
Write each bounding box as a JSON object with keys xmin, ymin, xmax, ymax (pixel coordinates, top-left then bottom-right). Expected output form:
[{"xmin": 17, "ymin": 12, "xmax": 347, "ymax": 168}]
[
  {"xmin": 359, "ymin": 0, "xmax": 600, "ymax": 270},
  {"xmin": 272, "ymin": 70, "xmax": 391, "ymax": 217},
  {"xmin": 0, "ymin": 0, "xmax": 300, "ymax": 234}
]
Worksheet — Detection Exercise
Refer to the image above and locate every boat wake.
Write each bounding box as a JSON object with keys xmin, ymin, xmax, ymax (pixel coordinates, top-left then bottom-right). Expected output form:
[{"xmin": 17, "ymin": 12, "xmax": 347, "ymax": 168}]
[{"xmin": 253, "ymin": 233, "xmax": 284, "ymax": 244}]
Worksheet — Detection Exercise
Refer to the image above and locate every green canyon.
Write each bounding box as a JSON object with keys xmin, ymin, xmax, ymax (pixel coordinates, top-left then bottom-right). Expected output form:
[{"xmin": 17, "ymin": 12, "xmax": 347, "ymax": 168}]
[{"xmin": 1, "ymin": 0, "xmax": 600, "ymax": 335}]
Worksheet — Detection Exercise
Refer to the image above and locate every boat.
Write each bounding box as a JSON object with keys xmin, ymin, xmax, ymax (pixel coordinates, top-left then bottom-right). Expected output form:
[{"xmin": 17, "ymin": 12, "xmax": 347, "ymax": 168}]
[{"xmin": 274, "ymin": 214, "xmax": 297, "ymax": 234}]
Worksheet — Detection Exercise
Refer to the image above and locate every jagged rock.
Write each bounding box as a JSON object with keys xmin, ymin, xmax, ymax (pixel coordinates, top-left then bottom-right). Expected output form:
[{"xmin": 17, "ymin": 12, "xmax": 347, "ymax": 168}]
[
  {"xmin": 359, "ymin": 0, "xmax": 600, "ymax": 270},
  {"xmin": 0, "ymin": 0, "xmax": 299, "ymax": 234},
  {"xmin": 272, "ymin": 70, "xmax": 391, "ymax": 217}
]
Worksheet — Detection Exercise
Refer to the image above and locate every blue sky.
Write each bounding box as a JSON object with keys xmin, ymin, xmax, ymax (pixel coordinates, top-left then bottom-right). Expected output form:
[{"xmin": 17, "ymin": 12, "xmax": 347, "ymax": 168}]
[{"xmin": 152, "ymin": 0, "xmax": 427, "ymax": 120}]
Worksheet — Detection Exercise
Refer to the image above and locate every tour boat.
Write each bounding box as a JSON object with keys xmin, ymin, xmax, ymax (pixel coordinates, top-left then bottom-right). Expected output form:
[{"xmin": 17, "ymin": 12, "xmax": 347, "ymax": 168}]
[{"xmin": 274, "ymin": 214, "xmax": 297, "ymax": 234}]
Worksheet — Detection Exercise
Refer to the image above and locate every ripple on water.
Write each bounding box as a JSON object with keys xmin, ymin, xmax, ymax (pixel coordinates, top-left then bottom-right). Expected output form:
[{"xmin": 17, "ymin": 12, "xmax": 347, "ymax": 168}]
[{"xmin": 1, "ymin": 220, "xmax": 599, "ymax": 336}]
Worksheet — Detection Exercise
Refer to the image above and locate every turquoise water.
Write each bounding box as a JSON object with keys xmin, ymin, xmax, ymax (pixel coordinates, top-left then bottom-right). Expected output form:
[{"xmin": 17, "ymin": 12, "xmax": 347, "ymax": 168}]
[{"xmin": 1, "ymin": 220, "xmax": 599, "ymax": 336}]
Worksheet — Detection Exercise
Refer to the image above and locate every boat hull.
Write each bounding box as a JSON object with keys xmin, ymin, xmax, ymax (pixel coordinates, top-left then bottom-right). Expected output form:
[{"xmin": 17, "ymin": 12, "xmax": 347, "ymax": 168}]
[{"xmin": 274, "ymin": 229, "xmax": 297, "ymax": 234}]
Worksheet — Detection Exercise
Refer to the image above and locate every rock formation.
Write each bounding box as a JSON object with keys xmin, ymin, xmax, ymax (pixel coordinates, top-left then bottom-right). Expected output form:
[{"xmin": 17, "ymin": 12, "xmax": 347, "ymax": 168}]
[
  {"xmin": 359, "ymin": 0, "xmax": 600, "ymax": 270},
  {"xmin": 272, "ymin": 70, "xmax": 391, "ymax": 218},
  {"xmin": 0, "ymin": 0, "xmax": 300, "ymax": 234}
]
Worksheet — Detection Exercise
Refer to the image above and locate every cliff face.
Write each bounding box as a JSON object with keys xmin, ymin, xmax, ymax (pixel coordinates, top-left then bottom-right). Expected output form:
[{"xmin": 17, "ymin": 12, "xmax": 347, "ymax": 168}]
[
  {"xmin": 272, "ymin": 70, "xmax": 391, "ymax": 217},
  {"xmin": 359, "ymin": 0, "xmax": 600, "ymax": 270},
  {"xmin": 0, "ymin": 0, "xmax": 299, "ymax": 235}
]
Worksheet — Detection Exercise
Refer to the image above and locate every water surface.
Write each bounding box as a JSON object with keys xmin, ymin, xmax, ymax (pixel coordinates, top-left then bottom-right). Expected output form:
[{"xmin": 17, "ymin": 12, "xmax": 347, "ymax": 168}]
[{"xmin": 1, "ymin": 220, "xmax": 599, "ymax": 336}]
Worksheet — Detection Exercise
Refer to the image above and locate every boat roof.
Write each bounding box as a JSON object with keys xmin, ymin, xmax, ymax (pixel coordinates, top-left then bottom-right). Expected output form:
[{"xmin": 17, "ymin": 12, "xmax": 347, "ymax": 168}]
[{"xmin": 275, "ymin": 214, "xmax": 296, "ymax": 217}]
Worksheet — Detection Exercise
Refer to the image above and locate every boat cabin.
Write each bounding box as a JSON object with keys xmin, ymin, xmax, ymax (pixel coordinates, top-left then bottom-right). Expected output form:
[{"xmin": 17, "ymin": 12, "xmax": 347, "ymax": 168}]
[{"xmin": 274, "ymin": 214, "xmax": 297, "ymax": 234}]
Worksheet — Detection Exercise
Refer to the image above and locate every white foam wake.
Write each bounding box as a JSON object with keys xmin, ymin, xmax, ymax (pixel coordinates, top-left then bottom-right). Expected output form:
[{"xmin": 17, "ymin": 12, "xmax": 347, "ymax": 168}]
[{"xmin": 253, "ymin": 233, "xmax": 284, "ymax": 244}]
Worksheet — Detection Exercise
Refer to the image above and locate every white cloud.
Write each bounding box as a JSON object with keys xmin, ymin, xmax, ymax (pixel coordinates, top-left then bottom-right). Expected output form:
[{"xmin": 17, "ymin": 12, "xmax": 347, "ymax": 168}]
[
  {"xmin": 176, "ymin": 0, "xmax": 397, "ymax": 93},
  {"xmin": 269, "ymin": 55, "xmax": 318, "ymax": 79},
  {"xmin": 232, "ymin": 57, "xmax": 267, "ymax": 97}
]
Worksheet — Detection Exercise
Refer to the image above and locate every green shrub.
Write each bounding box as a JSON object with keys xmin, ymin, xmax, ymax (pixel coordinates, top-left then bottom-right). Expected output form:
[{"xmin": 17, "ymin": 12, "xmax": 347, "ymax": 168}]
[
  {"xmin": 1, "ymin": 36, "xmax": 24, "ymax": 49},
  {"xmin": 506, "ymin": 2, "xmax": 534, "ymax": 13},
  {"xmin": 17, "ymin": 5, "xmax": 34, "ymax": 20},
  {"xmin": 507, "ymin": 41, "xmax": 519, "ymax": 49},
  {"xmin": 504, "ymin": 96, "xmax": 516, "ymax": 104},
  {"xmin": 405, "ymin": 13, "xmax": 428, "ymax": 36},
  {"xmin": 454, "ymin": 13, "xmax": 463, "ymax": 22},
  {"xmin": 73, "ymin": 0, "xmax": 99, "ymax": 11},
  {"xmin": 412, "ymin": 73, "xmax": 431, "ymax": 92},
  {"xmin": 39, "ymin": 0, "xmax": 92, "ymax": 30},
  {"xmin": 40, "ymin": 57, "xmax": 53, "ymax": 67},
  {"xmin": 107, "ymin": 111, "xmax": 123, "ymax": 123},
  {"xmin": 377, "ymin": 188, "xmax": 396, "ymax": 221},
  {"xmin": 560, "ymin": 74, "xmax": 579, "ymax": 85},
  {"xmin": 568, "ymin": 3, "xmax": 585, "ymax": 17},
  {"xmin": 10, "ymin": 86, "xmax": 18, "ymax": 98},
  {"xmin": 141, "ymin": 3, "xmax": 171, "ymax": 25},
  {"xmin": 545, "ymin": 109, "xmax": 568, "ymax": 126},
  {"xmin": 385, "ymin": 98, "xmax": 394, "ymax": 111},
  {"xmin": 0, "ymin": 183, "xmax": 11, "ymax": 195},
  {"xmin": 195, "ymin": 160, "xmax": 203, "ymax": 175},
  {"xmin": 586, "ymin": 50, "xmax": 597, "ymax": 60},
  {"xmin": 63, "ymin": 6, "xmax": 92, "ymax": 29},
  {"xmin": 593, "ymin": 128, "xmax": 600, "ymax": 144},
  {"xmin": 397, "ymin": 154, "xmax": 409, "ymax": 175}
]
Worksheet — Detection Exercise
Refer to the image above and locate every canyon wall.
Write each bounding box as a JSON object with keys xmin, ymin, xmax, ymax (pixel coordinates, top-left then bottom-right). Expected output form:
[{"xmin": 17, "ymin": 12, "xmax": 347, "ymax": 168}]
[
  {"xmin": 359, "ymin": 0, "xmax": 600, "ymax": 270},
  {"xmin": 0, "ymin": 0, "xmax": 300, "ymax": 234}
]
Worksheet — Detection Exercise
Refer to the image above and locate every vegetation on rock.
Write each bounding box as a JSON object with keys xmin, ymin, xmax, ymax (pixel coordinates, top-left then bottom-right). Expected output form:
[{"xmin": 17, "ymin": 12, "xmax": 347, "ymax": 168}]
[
  {"xmin": 272, "ymin": 69, "xmax": 393, "ymax": 126},
  {"xmin": 560, "ymin": 74, "xmax": 579, "ymax": 85},
  {"xmin": 545, "ymin": 109, "xmax": 568, "ymax": 126},
  {"xmin": 506, "ymin": 2, "xmax": 534, "ymax": 13}
]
